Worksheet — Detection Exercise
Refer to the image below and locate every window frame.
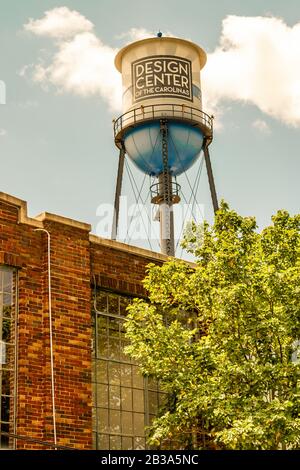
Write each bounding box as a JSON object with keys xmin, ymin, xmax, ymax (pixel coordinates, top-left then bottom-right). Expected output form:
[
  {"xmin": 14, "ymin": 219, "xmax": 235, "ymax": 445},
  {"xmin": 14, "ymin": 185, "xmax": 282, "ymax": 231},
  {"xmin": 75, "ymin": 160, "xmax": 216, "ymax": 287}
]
[{"xmin": 0, "ymin": 266, "xmax": 18, "ymax": 450}]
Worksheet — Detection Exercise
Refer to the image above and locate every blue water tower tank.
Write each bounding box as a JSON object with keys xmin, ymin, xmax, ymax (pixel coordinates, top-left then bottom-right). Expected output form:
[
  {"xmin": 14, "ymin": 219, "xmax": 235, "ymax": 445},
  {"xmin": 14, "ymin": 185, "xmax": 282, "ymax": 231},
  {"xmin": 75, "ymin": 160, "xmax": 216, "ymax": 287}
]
[{"xmin": 124, "ymin": 121, "xmax": 204, "ymax": 176}]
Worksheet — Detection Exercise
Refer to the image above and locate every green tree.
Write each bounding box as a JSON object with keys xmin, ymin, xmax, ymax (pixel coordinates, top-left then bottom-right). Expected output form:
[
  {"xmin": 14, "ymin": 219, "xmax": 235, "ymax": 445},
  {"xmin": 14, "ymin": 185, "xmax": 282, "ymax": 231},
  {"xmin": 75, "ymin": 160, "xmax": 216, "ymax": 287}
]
[{"xmin": 124, "ymin": 202, "xmax": 300, "ymax": 450}]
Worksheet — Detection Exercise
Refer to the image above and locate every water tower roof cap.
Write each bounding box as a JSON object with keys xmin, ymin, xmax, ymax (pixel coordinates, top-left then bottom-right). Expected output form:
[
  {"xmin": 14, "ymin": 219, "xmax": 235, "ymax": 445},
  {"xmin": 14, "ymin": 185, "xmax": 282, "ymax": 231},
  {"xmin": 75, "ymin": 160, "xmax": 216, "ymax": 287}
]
[{"xmin": 115, "ymin": 36, "xmax": 207, "ymax": 72}]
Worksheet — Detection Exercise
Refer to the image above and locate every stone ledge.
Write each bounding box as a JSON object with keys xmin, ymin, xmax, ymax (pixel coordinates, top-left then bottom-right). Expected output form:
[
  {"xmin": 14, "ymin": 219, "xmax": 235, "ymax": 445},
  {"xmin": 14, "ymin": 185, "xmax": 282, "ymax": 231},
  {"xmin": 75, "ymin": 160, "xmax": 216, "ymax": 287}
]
[
  {"xmin": 89, "ymin": 234, "xmax": 169, "ymax": 262},
  {"xmin": 0, "ymin": 192, "xmax": 42, "ymax": 228},
  {"xmin": 35, "ymin": 212, "xmax": 91, "ymax": 232}
]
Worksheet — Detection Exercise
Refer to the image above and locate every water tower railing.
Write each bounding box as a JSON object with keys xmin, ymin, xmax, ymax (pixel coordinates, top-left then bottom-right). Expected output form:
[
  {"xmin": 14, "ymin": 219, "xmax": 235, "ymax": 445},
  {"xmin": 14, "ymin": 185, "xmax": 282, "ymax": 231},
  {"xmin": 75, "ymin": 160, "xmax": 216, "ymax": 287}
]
[
  {"xmin": 114, "ymin": 103, "xmax": 213, "ymax": 144},
  {"xmin": 150, "ymin": 180, "xmax": 181, "ymax": 205}
]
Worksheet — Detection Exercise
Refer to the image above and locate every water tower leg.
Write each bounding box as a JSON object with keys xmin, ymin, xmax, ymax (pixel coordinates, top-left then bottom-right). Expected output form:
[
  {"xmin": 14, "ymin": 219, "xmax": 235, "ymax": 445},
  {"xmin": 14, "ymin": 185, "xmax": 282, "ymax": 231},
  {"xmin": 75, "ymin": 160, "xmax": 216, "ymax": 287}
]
[
  {"xmin": 203, "ymin": 144, "xmax": 219, "ymax": 214},
  {"xmin": 159, "ymin": 120, "xmax": 175, "ymax": 257},
  {"xmin": 111, "ymin": 144, "xmax": 126, "ymax": 240}
]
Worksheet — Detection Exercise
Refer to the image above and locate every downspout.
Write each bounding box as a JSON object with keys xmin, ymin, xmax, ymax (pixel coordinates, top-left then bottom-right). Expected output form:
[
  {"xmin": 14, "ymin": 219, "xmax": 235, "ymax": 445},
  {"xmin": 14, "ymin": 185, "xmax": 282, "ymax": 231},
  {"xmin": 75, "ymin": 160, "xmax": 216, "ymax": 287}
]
[{"xmin": 34, "ymin": 228, "xmax": 57, "ymax": 449}]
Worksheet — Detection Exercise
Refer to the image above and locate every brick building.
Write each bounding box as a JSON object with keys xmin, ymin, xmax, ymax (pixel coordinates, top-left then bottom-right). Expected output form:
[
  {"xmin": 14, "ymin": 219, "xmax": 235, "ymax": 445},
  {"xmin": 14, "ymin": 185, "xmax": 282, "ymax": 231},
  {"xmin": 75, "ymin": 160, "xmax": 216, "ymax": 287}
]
[{"xmin": 0, "ymin": 191, "xmax": 168, "ymax": 450}]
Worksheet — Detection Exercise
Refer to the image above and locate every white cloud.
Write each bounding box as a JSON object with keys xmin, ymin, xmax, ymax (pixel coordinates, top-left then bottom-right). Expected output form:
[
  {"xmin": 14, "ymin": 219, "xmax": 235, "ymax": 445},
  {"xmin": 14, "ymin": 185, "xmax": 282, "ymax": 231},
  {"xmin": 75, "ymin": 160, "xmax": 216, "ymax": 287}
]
[
  {"xmin": 23, "ymin": 8, "xmax": 122, "ymax": 111},
  {"xmin": 32, "ymin": 32, "xmax": 122, "ymax": 109},
  {"xmin": 24, "ymin": 7, "xmax": 93, "ymax": 39},
  {"xmin": 252, "ymin": 119, "xmax": 271, "ymax": 134},
  {"xmin": 23, "ymin": 10, "xmax": 300, "ymax": 127},
  {"xmin": 203, "ymin": 15, "xmax": 300, "ymax": 127},
  {"xmin": 0, "ymin": 128, "xmax": 7, "ymax": 137}
]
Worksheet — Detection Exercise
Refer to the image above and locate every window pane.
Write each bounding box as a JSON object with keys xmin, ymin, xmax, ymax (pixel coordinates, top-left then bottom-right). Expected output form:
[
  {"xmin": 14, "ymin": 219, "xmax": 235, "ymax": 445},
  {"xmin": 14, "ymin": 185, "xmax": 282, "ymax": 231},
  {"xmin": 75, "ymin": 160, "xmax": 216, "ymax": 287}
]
[
  {"xmin": 1, "ymin": 395, "xmax": 10, "ymax": 422},
  {"xmin": 108, "ymin": 294, "xmax": 119, "ymax": 315},
  {"xmin": 119, "ymin": 296, "xmax": 130, "ymax": 316},
  {"xmin": 0, "ymin": 343, "xmax": 14, "ymax": 366},
  {"xmin": 110, "ymin": 435, "xmax": 121, "ymax": 450},
  {"xmin": 134, "ymin": 436, "xmax": 145, "ymax": 450},
  {"xmin": 122, "ymin": 436, "xmax": 133, "ymax": 450},
  {"xmin": 158, "ymin": 392, "xmax": 168, "ymax": 407},
  {"xmin": 97, "ymin": 384, "xmax": 108, "ymax": 408},
  {"xmin": 132, "ymin": 365, "xmax": 144, "ymax": 389},
  {"xmin": 97, "ymin": 315, "xmax": 107, "ymax": 332},
  {"xmin": 1, "ymin": 318, "xmax": 12, "ymax": 344},
  {"xmin": 109, "ymin": 318, "xmax": 121, "ymax": 334},
  {"xmin": 0, "ymin": 342, "xmax": 6, "ymax": 365},
  {"xmin": 96, "ymin": 292, "xmax": 107, "ymax": 313},
  {"xmin": 97, "ymin": 335, "xmax": 109, "ymax": 358},
  {"xmin": 110, "ymin": 410, "xmax": 121, "ymax": 434},
  {"xmin": 98, "ymin": 434, "xmax": 109, "ymax": 450},
  {"xmin": 120, "ymin": 340, "xmax": 130, "ymax": 361},
  {"xmin": 120, "ymin": 363, "xmax": 132, "ymax": 387},
  {"xmin": 0, "ymin": 295, "xmax": 12, "ymax": 319},
  {"xmin": 1, "ymin": 371, "xmax": 13, "ymax": 395},
  {"xmin": 109, "ymin": 362, "xmax": 120, "ymax": 385},
  {"xmin": 148, "ymin": 391, "xmax": 158, "ymax": 415},
  {"xmin": 95, "ymin": 359, "xmax": 108, "ymax": 384},
  {"xmin": 3, "ymin": 293, "xmax": 12, "ymax": 307},
  {"xmin": 108, "ymin": 338, "xmax": 120, "ymax": 360},
  {"xmin": 2, "ymin": 271, "xmax": 12, "ymax": 293},
  {"xmin": 109, "ymin": 385, "xmax": 120, "ymax": 409},
  {"xmin": 133, "ymin": 413, "xmax": 145, "ymax": 436},
  {"xmin": 0, "ymin": 422, "xmax": 9, "ymax": 449},
  {"xmin": 97, "ymin": 408, "xmax": 109, "ymax": 433},
  {"xmin": 121, "ymin": 411, "xmax": 133, "ymax": 435},
  {"xmin": 121, "ymin": 387, "xmax": 132, "ymax": 411},
  {"xmin": 133, "ymin": 389, "xmax": 144, "ymax": 413},
  {"xmin": 148, "ymin": 376, "xmax": 158, "ymax": 391}
]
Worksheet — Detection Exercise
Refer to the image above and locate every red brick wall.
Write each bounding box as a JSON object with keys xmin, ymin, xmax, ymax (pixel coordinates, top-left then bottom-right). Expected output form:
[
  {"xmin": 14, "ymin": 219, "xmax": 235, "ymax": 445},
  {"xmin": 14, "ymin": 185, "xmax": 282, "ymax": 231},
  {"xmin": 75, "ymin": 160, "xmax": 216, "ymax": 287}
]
[
  {"xmin": 90, "ymin": 243, "xmax": 159, "ymax": 296},
  {"xmin": 0, "ymin": 194, "xmax": 165, "ymax": 449}
]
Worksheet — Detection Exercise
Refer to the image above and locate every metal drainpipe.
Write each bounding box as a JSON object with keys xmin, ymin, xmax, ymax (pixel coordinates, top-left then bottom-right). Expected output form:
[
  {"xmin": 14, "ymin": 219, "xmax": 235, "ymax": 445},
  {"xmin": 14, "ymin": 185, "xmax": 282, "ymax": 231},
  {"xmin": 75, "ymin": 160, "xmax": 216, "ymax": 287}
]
[{"xmin": 34, "ymin": 228, "xmax": 57, "ymax": 449}]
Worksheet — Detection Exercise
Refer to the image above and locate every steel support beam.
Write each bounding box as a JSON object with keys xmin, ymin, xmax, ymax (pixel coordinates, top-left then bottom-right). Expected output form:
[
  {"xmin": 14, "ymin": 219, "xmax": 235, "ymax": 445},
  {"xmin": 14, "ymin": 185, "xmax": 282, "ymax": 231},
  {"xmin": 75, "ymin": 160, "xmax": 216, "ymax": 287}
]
[
  {"xmin": 203, "ymin": 144, "xmax": 219, "ymax": 214},
  {"xmin": 111, "ymin": 143, "xmax": 126, "ymax": 240}
]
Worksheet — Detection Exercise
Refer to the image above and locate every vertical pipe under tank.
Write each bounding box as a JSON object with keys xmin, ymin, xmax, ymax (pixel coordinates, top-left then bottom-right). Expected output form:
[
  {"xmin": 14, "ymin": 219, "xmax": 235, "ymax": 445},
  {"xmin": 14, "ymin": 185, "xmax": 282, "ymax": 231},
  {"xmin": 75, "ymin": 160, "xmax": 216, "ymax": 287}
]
[
  {"xmin": 158, "ymin": 173, "xmax": 175, "ymax": 256},
  {"xmin": 159, "ymin": 120, "xmax": 175, "ymax": 256}
]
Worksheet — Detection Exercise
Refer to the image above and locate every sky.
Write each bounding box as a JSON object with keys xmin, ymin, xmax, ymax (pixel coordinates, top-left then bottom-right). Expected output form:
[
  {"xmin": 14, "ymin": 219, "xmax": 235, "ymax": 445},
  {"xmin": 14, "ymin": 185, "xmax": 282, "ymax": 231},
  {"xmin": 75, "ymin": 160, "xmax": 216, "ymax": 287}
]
[{"xmin": 0, "ymin": 0, "xmax": 299, "ymax": 256}]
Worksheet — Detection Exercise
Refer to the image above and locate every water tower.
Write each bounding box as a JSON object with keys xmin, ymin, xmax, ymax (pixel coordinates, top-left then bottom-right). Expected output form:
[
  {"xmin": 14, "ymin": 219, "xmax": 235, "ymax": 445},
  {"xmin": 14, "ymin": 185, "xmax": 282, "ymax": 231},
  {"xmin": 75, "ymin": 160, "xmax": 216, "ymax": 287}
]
[{"xmin": 111, "ymin": 34, "xmax": 218, "ymax": 256}]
